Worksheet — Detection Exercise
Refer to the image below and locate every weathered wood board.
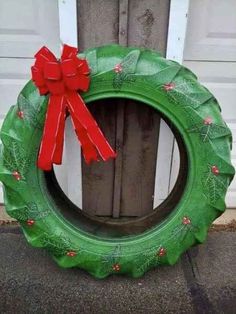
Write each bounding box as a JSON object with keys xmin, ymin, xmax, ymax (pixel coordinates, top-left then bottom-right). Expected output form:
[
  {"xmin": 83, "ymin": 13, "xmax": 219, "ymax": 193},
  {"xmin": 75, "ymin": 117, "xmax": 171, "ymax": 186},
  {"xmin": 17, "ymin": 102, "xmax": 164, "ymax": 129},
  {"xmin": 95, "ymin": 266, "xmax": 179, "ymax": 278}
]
[{"xmin": 77, "ymin": 0, "xmax": 170, "ymax": 217}]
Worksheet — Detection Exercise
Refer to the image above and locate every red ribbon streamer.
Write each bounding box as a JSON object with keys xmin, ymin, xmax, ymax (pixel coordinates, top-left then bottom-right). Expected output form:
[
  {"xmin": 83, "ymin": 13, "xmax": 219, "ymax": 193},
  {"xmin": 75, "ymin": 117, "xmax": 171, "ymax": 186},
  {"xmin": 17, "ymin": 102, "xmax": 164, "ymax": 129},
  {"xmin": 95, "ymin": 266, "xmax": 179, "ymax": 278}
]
[{"xmin": 31, "ymin": 45, "xmax": 116, "ymax": 171}]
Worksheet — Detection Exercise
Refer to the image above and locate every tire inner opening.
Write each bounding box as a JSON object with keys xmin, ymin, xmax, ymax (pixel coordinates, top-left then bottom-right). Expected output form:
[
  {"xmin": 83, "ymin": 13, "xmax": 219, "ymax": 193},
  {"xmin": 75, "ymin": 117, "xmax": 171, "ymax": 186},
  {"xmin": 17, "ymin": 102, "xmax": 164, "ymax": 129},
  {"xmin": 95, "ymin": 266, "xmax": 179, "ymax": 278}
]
[{"xmin": 44, "ymin": 98, "xmax": 188, "ymax": 238}]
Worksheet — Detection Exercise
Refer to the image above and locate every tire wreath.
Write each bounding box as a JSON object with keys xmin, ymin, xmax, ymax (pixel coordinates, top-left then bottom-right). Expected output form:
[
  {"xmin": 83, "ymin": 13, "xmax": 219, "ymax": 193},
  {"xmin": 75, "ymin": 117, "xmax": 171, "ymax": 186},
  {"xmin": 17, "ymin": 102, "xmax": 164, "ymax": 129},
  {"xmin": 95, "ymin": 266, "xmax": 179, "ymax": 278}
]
[{"xmin": 0, "ymin": 45, "xmax": 234, "ymax": 278}]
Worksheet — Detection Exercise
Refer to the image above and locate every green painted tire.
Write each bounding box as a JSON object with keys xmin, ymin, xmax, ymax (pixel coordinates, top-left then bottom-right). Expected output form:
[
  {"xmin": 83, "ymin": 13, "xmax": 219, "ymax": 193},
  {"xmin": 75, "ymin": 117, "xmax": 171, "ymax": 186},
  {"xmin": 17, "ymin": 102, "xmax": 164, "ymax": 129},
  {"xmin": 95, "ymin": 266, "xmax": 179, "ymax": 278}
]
[{"xmin": 0, "ymin": 45, "xmax": 234, "ymax": 278}]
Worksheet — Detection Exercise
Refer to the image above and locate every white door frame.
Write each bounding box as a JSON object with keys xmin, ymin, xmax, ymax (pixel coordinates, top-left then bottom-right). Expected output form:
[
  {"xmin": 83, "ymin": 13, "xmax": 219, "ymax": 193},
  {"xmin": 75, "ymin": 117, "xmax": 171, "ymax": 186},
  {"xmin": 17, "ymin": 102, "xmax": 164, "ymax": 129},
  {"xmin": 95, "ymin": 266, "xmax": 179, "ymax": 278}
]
[
  {"xmin": 153, "ymin": 0, "xmax": 190, "ymax": 207},
  {"xmin": 166, "ymin": 0, "xmax": 190, "ymax": 64},
  {"xmin": 57, "ymin": 0, "xmax": 83, "ymax": 208},
  {"xmin": 58, "ymin": 0, "xmax": 78, "ymax": 46}
]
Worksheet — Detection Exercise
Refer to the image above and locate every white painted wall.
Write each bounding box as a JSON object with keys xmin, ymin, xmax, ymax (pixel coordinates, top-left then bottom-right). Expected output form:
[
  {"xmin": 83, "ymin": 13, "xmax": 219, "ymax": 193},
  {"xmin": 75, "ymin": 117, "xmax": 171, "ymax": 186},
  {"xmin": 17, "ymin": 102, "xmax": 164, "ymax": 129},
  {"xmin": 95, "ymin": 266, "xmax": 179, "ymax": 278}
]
[
  {"xmin": 183, "ymin": 0, "xmax": 236, "ymax": 208},
  {"xmin": 0, "ymin": 0, "xmax": 60, "ymax": 203}
]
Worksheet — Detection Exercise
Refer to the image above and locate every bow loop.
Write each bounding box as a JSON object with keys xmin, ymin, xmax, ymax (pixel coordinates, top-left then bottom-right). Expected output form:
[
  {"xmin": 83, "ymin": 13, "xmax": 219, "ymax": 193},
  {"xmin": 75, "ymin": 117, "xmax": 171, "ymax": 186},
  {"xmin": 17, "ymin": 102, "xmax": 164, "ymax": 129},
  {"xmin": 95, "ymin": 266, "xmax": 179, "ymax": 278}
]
[
  {"xmin": 77, "ymin": 59, "xmax": 90, "ymax": 74},
  {"xmin": 43, "ymin": 62, "xmax": 62, "ymax": 80},
  {"xmin": 31, "ymin": 66, "xmax": 46, "ymax": 87},
  {"xmin": 61, "ymin": 59, "xmax": 78, "ymax": 77},
  {"xmin": 61, "ymin": 44, "xmax": 78, "ymax": 60},
  {"xmin": 34, "ymin": 46, "xmax": 57, "ymax": 69}
]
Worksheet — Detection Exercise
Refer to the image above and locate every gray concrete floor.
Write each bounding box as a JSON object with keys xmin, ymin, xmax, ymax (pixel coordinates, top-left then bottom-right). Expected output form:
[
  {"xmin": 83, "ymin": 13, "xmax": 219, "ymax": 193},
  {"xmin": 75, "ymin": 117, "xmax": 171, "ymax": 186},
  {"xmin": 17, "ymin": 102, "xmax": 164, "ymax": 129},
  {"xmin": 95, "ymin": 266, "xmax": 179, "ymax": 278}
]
[{"xmin": 0, "ymin": 226, "xmax": 236, "ymax": 314}]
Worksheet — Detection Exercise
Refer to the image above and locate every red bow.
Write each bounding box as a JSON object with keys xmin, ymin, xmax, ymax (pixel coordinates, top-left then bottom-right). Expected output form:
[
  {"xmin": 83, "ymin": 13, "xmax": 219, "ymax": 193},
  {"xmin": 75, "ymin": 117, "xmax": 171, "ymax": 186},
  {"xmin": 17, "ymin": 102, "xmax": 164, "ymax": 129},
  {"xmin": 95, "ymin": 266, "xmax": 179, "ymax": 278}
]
[{"xmin": 31, "ymin": 45, "xmax": 116, "ymax": 171}]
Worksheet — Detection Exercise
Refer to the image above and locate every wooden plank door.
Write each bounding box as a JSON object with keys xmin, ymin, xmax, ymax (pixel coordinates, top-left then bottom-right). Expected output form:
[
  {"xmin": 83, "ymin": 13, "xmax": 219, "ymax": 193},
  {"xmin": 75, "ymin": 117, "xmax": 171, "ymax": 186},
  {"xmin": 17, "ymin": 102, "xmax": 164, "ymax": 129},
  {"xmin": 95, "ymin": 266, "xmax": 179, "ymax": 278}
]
[
  {"xmin": 183, "ymin": 0, "xmax": 236, "ymax": 208},
  {"xmin": 0, "ymin": 0, "xmax": 60, "ymax": 203},
  {"xmin": 76, "ymin": 0, "xmax": 171, "ymax": 217}
]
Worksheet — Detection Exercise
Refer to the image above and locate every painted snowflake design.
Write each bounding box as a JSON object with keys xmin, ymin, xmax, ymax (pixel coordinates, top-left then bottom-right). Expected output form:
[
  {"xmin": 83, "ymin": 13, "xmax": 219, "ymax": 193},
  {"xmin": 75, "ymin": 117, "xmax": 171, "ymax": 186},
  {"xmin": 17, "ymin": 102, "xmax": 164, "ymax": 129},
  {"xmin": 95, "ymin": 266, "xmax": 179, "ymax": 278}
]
[
  {"xmin": 17, "ymin": 93, "xmax": 45, "ymax": 129},
  {"xmin": 165, "ymin": 78, "xmax": 212, "ymax": 110},
  {"xmin": 40, "ymin": 233, "xmax": 79, "ymax": 257},
  {"xmin": 102, "ymin": 245, "xmax": 122, "ymax": 273},
  {"xmin": 202, "ymin": 164, "xmax": 228, "ymax": 204},
  {"xmin": 3, "ymin": 139, "xmax": 31, "ymax": 181},
  {"xmin": 188, "ymin": 117, "xmax": 230, "ymax": 142},
  {"xmin": 136, "ymin": 245, "xmax": 166, "ymax": 273},
  {"xmin": 10, "ymin": 202, "xmax": 50, "ymax": 224},
  {"xmin": 113, "ymin": 50, "xmax": 140, "ymax": 89},
  {"xmin": 171, "ymin": 216, "xmax": 199, "ymax": 244}
]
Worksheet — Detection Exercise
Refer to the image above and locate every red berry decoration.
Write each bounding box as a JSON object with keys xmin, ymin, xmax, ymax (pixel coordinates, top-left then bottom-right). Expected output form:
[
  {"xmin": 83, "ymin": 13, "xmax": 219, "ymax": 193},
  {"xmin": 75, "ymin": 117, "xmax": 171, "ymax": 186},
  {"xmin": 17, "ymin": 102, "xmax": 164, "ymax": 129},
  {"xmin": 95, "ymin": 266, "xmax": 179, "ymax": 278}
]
[
  {"xmin": 17, "ymin": 111, "xmax": 24, "ymax": 119},
  {"xmin": 211, "ymin": 165, "xmax": 219, "ymax": 175},
  {"xmin": 114, "ymin": 64, "xmax": 122, "ymax": 73},
  {"xmin": 158, "ymin": 247, "xmax": 166, "ymax": 257},
  {"xmin": 182, "ymin": 216, "xmax": 191, "ymax": 225},
  {"xmin": 66, "ymin": 251, "xmax": 77, "ymax": 257},
  {"xmin": 12, "ymin": 171, "xmax": 21, "ymax": 181},
  {"xmin": 163, "ymin": 82, "xmax": 175, "ymax": 91},
  {"xmin": 112, "ymin": 263, "xmax": 121, "ymax": 272},
  {"xmin": 27, "ymin": 219, "xmax": 35, "ymax": 226},
  {"xmin": 204, "ymin": 116, "xmax": 212, "ymax": 125}
]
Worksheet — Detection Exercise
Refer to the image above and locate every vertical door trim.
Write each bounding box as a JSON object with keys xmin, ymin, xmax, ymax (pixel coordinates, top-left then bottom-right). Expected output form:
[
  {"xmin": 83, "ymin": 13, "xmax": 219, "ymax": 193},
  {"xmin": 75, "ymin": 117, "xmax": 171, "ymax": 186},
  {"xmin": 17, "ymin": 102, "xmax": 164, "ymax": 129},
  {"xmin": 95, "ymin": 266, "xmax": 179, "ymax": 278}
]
[
  {"xmin": 57, "ymin": 0, "xmax": 83, "ymax": 208},
  {"xmin": 166, "ymin": 0, "xmax": 190, "ymax": 63},
  {"xmin": 58, "ymin": 0, "xmax": 78, "ymax": 46},
  {"xmin": 153, "ymin": 0, "xmax": 190, "ymax": 207}
]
